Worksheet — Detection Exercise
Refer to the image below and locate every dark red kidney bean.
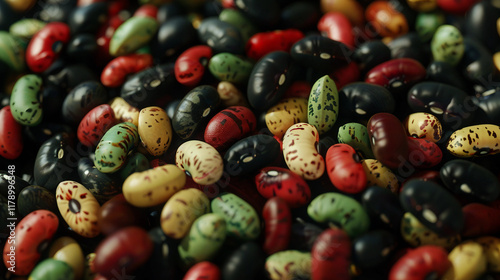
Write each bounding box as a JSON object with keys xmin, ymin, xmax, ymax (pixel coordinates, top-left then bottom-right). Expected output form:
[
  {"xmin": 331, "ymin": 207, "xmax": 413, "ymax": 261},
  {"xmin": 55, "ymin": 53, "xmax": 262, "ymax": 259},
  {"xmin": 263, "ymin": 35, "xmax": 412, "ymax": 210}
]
[
  {"xmin": 262, "ymin": 197, "xmax": 292, "ymax": 255},
  {"xmin": 133, "ymin": 4, "xmax": 158, "ymax": 18},
  {"xmin": 17, "ymin": 185, "xmax": 58, "ymax": 218},
  {"xmin": 440, "ymin": 159, "xmax": 500, "ymax": 202},
  {"xmin": 426, "ymin": 61, "xmax": 468, "ymax": 90},
  {"xmin": 353, "ymin": 40, "xmax": 392, "ymax": 74},
  {"xmin": 120, "ymin": 63, "xmax": 178, "ymax": 109},
  {"xmin": 133, "ymin": 227, "xmax": 177, "ymax": 279},
  {"xmin": 279, "ymin": 1, "xmax": 321, "ymax": 31},
  {"xmin": 77, "ymin": 157, "xmax": 121, "ymax": 204},
  {"xmin": 45, "ymin": 64, "xmax": 98, "ymax": 91},
  {"xmin": 98, "ymin": 194, "xmax": 148, "ymax": 236},
  {"xmin": 204, "ymin": 106, "xmax": 256, "ymax": 150},
  {"xmin": 290, "ymin": 35, "xmax": 351, "ymax": 73},
  {"xmin": 311, "ymin": 228, "xmax": 351, "ymax": 280},
  {"xmin": 156, "ymin": 2, "xmax": 184, "ymax": 23},
  {"xmin": 400, "ymin": 179, "xmax": 465, "ymax": 236},
  {"xmin": 361, "ymin": 186, "xmax": 404, "ymax": 230},
  {"xmin": 62, "ymin": 81, "xmax": 108, "ymax": 124},
  {"xmin": 389, "ymin": 245, "xmax": 451, "ymax": 280},
  {"xmin": 338, "ymin": 82, "xmax": 395, "ymax": 122},
  {"xmin": 325, "ymin": 144, "xmax": 367, "ymax": 194},
  {"xmin": 26, "ymin": 22, "xmax": 71, "ymax": 73},
  {"xmin": 220, "ymin": 242, "xmax": 266, "ymax": 280},
  {"xmin": 387, "ymin": 33, "xmax": 430, "ymax": 66},
  {"xmin": 224, "ymin": 134, "xmax": 282, "ymax": 176},
  {"xmin": 153, "ymin": 16, "xmax": 198, "ymax": 60},
  {"xmin": 235, "ymin": 0, "xmax": 280, "ymax": 29},
  {"xmin": 77, "ymin": 104, "xmax": 117, "ymax": 147},
  {"xmin": 33, "ymin": 133, "xmax": 80, "ymax": 192},
  {"xmin": 255, "ymin": 167, "xmax": 311, "ymax": 208},
  {"xmin": 172, "ymin": 85, "xmax": 220, "ymax": 139},
  {"xmin": 365, "ymin": 58, "xmax": 426, "ymax": 92},
  {"xmin": 283, "ymin": 80, "xmax": 311, "ymax": 99},
  {"xmin": 175, "ymin": 45, "xmax": 213, "ymax": 87},
  {"xmin": 368, "ymin": 113, "xmax": 409, "ymax": 169},
  {"xmin": 352, "ymin": 230, "xmax": 397, "ymax": 270},
  {"xmin": 247, "ymin": 51, "xmax": 296, "ymax": 111},
  {"xmin": 184, "ymin": 261, "xmax": 220, "ymax": 280},
  {"xmin": 407, "ymin": 81, "xmax": 476, "ymax": 128},
  {"xmin": 65, "ymin": 34, "xmax": 99, "ymax": 65},
  {"xmin": 198, "ymin": 17, "xmax": 245, "ymax": 55},
  {"xmin": 330, "ymin": 61, "xmax": 360, "ymax": 90},
  {"xmin": 458, "ymin": 37, "xmax": 498, "ymax": 93},
  {"xmin": 0, "ymin": 106, "xmax": 23, "ymax": 160},
  {"xmin": 68, "ymin": 2, "xmax": 109, "ymax": 34},
  {"xmin": 406, "ymin": 137, "xmax": 443, "ymax": 169},
  {"xmin": 94, "ymin": 226, "xmax": 153, "ymax": 278},
  {"xmin": 464, "ymin": 0, "xmax": 500, "ymax": 53},
  {"xmin": 245, "ymin": 29, "xmax": 304, "ymax": 61},
  {"xmin": 462, "ymin": 203, "xmax": 500, "ymax": 237},
  {"xmin": 473, "ymin": 89, "xmax": 500, "ymax": 125},
  {"xmin": 317, "ymin": 12, "xmax": 355, "ymax": 49},
  {"xmin": 101, "ymin": 54, "xmax": 153, "ymax": 88}
]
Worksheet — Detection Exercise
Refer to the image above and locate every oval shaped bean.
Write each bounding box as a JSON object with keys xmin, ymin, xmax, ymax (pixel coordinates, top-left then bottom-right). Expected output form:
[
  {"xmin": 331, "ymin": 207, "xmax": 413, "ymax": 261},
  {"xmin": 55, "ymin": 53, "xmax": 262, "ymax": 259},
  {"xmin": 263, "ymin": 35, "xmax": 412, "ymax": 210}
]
[
  {"xmin": 160, "ymin": 188, "xmax": 210, "ymax": 239},
  {"xmin": 447, "ymin": 124, "xmax": 500, "ymax": 157},
  {"xmin": 204, "ymin": 106, "xmax": 256, "ymax": 150},
  {"xmin": 48, "ymin": 236, "xmax": 85, "ymax": 280},
  {"xmin": 473, "ymin": 88, "xmax": 500, "ymax": 126},
  {"xmin": 352, "ymin": 230, "xmax": 397, "ymax": 270},
  {"xmin": 0, "ymin": 31, "xmax": 25, "ymax": 72},
  {"xmin": 389, "ymin": 245, "xmax": 451, "ymax": 280},
  {"xmin": 431, "ymin": 25, "xmax": 464, "ymax": 66},
  {"xmin": 307, "ymin": 75, "xmax": 339, "ymax": 135},
  {"xmin": 138, "ymin": 106, "xmax": 172, "ymax": 156},
  {"xmin": 77, "ymin": 104, "xmax": 117, "ymax": 147},
  {"xmin": 365, "ymin": 1, "xmax": 409, "ymax": 39},
  {"xmin": 337, "ymin": 122, "xmax": 374, "ymax": 159},
  {"xmin": 283, "ymin": 123, "xmax": 325, "ymax": 180},
  {"xmin": 262, "ymin": 197, "xmax": 292, "ymax": 255},
  {"xmin": 246, "ymin": 29, "xmax": 304, "ymax": 61},
  {"xmin": 9, "ymin": 74, "xmax": 43, "ymax": 126},
  {"xmin": 352, "ymin": 40, "xmax": 392, "ymax": 74},
  {"xmin": 0, "ymin": 106, "xmax": 23, "ymax": 159},
  {"xmin": 28, "ymin": 259, "xmax": 74, "ymax": 280},
  {"xmin": 318, "ymin": 12, "xmax": 355, "ymax": 48},
  {"xmin": 362, "ymin": 186, "xmax": 404, "ymax": 230},
  {"xmin": 176, "ymin": 140, "xmax": 224, "ymax": 185},
  {"xmin": 219, "ymin": 8, "xmax": 258, "ymax": 43},
  {"xmin": 26, "ymin": 22, "xmax": 71, "ymax": 72},
  {"xmin": 265, "ymin": 97, "xmax": 308, "ymax": 138},
  {"xmin": 404, "ymin": 112, "xmax": 443, "ymax": 142},
  {"xmin": 184, "ymin": 261, "xmax": 221, "ymax": 280},
  {"xmin": 265, "ymin": 250, "xmax": 311, "ymax": 280},
  {"xmin": 62, "ymin": 81, "xmax": 108, "ymax": 124},
  {"xmin": 442, "ymin": 241, "xmax": 487, "ymax": 280},
  {"xmin": 338, "ymin": 82, "xmax": 395, "ymax": 122},
  {"xmin": 291, "ymin": 35, "xmax": 350, "ymax": 73},
  {"xmin": 308, "ymin": 192, "xmax": 370, "ymax": 238},
  {"xmin": 365, "ymin": 58, "xmax": 426, "ymax": 92},
  {"xmin": 311, "ymin": 228, "xmax": 351, "ymax": 280},
  {"xmin": 327, "ymin": 143, "xmax": 367, "ymax": 195},
  {"xmin": 406, "ymin": 137, "xmax": 443, "ymax": 168},
  {"xmin": 208, "ymin": 52, "xmax": 254, "ymax": 84},
  {"xmin": 476, "ymin": 236, "xmax": 500, "ymax": 272},
  {"xmin": 220, "ymin": 242, "xmax": 265, "ymax": 280},
  {"xmin": 94, "ymin": 122, "xmax": 139, "ymax": 173},
  {"xmin": 401, "ymin": 212, "xmax": 461, "ymax": 250},
  {"xmin": 198, "ymin": 17, "xmax": 244, "ymax": 54},
  {"xmin": 217, "ymin": 81, "xmax": 249, "ymax": 107},
  {"xmin": 154, "ymin": 16, "xmax": 198, "ymax": 60},
  {"xmin": 109, "ymin": 16, "xmax": 158, "ymax": 56},
  {"xmin": 68, "ymin": 2, "xmax": 108, "ymax": 34},
  {"xmin": 18, "ymin": 185, "xmax": 58, "ymax": 218},
  {"xmin": 97, "ymin": 194, "xmax": 148, "ymax": 236}
]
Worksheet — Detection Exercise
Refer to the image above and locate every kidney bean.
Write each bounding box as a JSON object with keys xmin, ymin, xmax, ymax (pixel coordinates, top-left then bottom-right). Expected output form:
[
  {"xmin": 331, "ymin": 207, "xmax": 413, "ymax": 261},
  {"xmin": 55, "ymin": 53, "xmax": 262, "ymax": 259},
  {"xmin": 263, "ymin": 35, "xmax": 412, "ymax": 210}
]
[
  {"xmin": 401, "ymin": 212, "xmax": 461, "ymax": 249},
  {"xmin": 311, "ymin": 228, "xmax": 351, "ymax": 280},
  {"xmin": 262, "ymin": 197, "xmax": 292, "ymax": 255},
  {"xmin": 109, "ymin": 16, "xmax": 158, "ymax": 57},
  {"xmin": 389, "ymin": 245, "xmax": 451, "ymax": 280},
  {"xmin": 175, "ymin": 45, "xmax": 212, "ymax": 87},
  {"xmin": 204, "ymin": 106, "xmax": 256, "ymax": 150},
  {"xmin": 94, "ymin": 122, "xmax": 139, "ymax": 173},
  {"xmin": 443, "ymin": 241, "xmax": 488, "ymax": 280},
  {"xmin": 339, "ymin": 82, "xmax": 395, "ymax": 122},
  {"xmin": 365, "ymin": 1, "xmax": 409, "ymax": 39},
  {"xmin": 325, "ymin": 143, "xmax": 367, "ymax": 194},
  {"xmin": 352, "ymin": 230, "xmax": 397, "ymax": 270},
  {"xmin": 184, "ymin": 261, "xmax": 220, "ymax": 280},
  {"xmin": 447, "ymin": 124, "xmax": 500, "ymax": 157},
  {"xmin": 198, "ymin": 18, "xmax": 245, "ymax": 55},
  {"xmin": 0, "ymin": 106, "xmax": 23, "ymax": 160},
  {"xmin": 291, "ymin": 35, "xmax": 351, "ymax": 73},
  {"xmin": 101, "ymin": 53, "xmax": 153, "ymax": 88},
  {"xmin": 245, "ymin": 29, "xmax": 304, "ymax": 61},
  {"xmin": 26, "ymin": 22, "xmax": 71, "ymax": 73}
]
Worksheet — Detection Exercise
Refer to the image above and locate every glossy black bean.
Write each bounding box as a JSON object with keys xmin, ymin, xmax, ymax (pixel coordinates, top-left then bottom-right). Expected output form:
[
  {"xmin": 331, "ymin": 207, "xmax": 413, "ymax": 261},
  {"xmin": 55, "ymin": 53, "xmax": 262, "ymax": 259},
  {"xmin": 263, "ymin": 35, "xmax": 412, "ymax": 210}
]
[
  {"xmin": 235, "ymin": 0, "xmax": 280, "ymax": 29},
  {"xmin": 33, "ymin": 133, "xmax": 81, "ymax": 192},
  {"xmin": 353, "ymin": 40, "xmax": 392, "ymax": 74},
  {"xmin": 387, "ymin": 33, "xmax": 430, "ymax": 66},
  {"xmin": 407, "ymin": 81, "xmax": 477, "ymax": 129},
  {"xmin": 352, "ymin": 230, "xmax": 397, "ymax": 270},
  {"xmin": 23, "ymin": 122, "xmax": 74, "ymax": 146},
  {"xmin": 220, "ymin": 242, "xmax": 266, "ymax": 280},
  {"xmin": 399, "ymin": 179, "xmax": 464, "ymax": 236},
  {"xmin": 157, "ymin": 2, "xmax": 185, "ymax": 24},
  {"xmin": 290, "ymin": 35, "xmax": 351, "ymax": 73},
  {"xmin": 440, "ymin": 159, "xmax": 500, "ymax": 202},
  {"xmin": 172, "ymin": 85, "xmax": 220, "ymax": 139},
  {"xmin": 62, "ymin": 81, "xmax": 108, "ymax": 124},
  {"xmin": 247, "ymin": 51, "xmax": 296, "ymax": 111},
  {"xmin": 17, "ymin": 185, "xmax": 58, "ymax": 217},
  {"xmin": 458, "ymin": 37, "xmax": 498, "ymax": 93},
  {"xmin": 318, "ymin": 136, "xmax": 337, "ymax": 158},
  {"xmin": 153, "ymin": 16, "xmax": 198, "ymax": 61},
  {"xmin": 0, "ymin": 171, "xmax": 30, "ymax": 199},
  {"xmin": 279, "ymin": 1, "xmax": 321, "ymax": 31},
  {"xmin": 198, "ymin": 17, "xmax": 245, "ymax": 54},
  {"xmin": 426, "ymin": 61, "xmax": 467, "ymax": 89},
  {"xmin": 121, "ymin": 63, "xmax": 178, "ymax": 109},
  {"xmin": 289, "ymin": 220, "xmax": 324, "ymax": 251},
  {"xmin": 68, "ymin": 2, "xmax": 109, "ymax": 35},
  {"xmin": 65, "ymin": 33, "xmax": 99, "ymax": 65},
  {"xmin": 464, "ymin": 0, "xmax": 500, "ymax": 53},
  {"xmin": 361, "ymin": 186, "xmax": 404, "ymax": 230},
  {"xmin": 45, "ymin": 63, "xmax": 98, "ymax": 91},
  {"xmin": 41, "ymin": 85, "xmax": 66, "ymax": 121},
  {"xmin": 224, "ymin": 134, "xmax": 281, "ymax": 176},
  {"xmin": 338, "ymin": 82, "xmax": 395, "ymax": 122},
  {"xmin": 472, "ymin": 88, "xmax": 500, "ymax": 125},
  {"xmin": 165, "ymin": 99, "xmax": 181, "ymax": 120},
  {"xmin": 78, "ymin": 157, "xmax": 121, "ymax": 204}
]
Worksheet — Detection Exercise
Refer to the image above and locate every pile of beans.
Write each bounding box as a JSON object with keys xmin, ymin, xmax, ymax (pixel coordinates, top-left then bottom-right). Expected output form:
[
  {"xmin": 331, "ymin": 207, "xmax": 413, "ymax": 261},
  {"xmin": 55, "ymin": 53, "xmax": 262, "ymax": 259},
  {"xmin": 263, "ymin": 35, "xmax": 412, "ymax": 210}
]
[{"xmin": 1, "ymin": 0, "xmax": 500, "ymax": 279}]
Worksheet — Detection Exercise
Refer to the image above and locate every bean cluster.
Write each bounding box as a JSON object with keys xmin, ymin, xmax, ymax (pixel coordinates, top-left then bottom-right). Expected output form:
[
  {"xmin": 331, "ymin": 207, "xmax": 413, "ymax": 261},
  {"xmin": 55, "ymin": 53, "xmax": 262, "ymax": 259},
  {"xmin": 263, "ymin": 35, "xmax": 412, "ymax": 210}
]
[{"xmin": 0, "ymin": 0, "xmax": 500, "ymax": 279}]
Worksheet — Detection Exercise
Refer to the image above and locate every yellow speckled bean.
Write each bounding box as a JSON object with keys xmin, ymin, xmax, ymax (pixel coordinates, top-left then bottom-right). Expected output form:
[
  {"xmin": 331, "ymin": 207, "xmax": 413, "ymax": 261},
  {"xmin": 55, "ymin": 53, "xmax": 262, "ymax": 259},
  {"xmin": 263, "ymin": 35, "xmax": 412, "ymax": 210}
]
[
  {"xmin": 442, "ymin": 241, "xmax": 487, "ymax": 280},
  {"xmin": 404, "ymin": 112, "xmax": 443, "ymax": 142},
  {"xmin": 265, "ymin": 98, "xmax": 308, "ymax": 138},
  {"xmin": 138, "ymin": 106, "xmax": 172, "ymax": 156},
  {"xmin": 476, "ymin": 236, "xmax": 500, "ymax": 272},
  {"xmin": 361, "ymin": 159, "xmax": 399, "ymax": 193},
  {"xmin": 109, "ymin": 97, "xmax": 139, "ymax": 126},
  {"xmin": 447, "ymin": 124, "xmax": 500, "ymax": 157},
  {"xmin": 401, "ymin": 212, "xmax": 460, "ymax": 250}
]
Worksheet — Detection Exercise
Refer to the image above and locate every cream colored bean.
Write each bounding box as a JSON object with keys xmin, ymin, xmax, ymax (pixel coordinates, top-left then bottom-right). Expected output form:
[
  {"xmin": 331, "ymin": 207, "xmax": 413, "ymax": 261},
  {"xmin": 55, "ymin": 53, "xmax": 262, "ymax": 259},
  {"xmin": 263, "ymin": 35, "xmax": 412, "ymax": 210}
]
[{"xmin": 176, "ymin": 140, "xmax": 224, "ymax": 185}]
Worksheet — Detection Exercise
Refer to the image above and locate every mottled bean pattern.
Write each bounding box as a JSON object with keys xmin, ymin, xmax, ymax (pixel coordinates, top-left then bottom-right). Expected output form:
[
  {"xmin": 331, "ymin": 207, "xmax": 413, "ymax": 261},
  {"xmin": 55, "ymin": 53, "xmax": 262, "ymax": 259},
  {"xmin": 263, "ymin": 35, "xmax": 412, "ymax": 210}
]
[
  {"xmin": 211, "ymin": 193, "xmax": 260, "ymax": 240},
  {"xmin": 265, "ymin": 97, "xmax": 308, "ymax": 138},
  {"xmin": 176, "ymin": 140, "xmax": 224, "ymax": 185},
  {"xmin": 307, "ymin": 75, "xmax": 339, "ymax": 135},
  {"xmin": 94, "ymin": 122, "xmax": 139, "ymax": 173},
  {"xmin": 10, "ymin": 74, "xmax": 43, "ymax": 126},
  {"xmin": 138, "ymin": 106, "xmax": 172, "ymax": 156}
]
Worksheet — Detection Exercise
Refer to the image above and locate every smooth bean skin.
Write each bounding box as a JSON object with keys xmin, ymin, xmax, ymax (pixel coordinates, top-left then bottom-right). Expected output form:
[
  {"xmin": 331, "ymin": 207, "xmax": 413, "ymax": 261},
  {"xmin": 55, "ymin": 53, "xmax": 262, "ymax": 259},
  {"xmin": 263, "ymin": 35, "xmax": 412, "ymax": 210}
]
[
  {"xmin": 265, "ymin": 97, "xmax": 308, "ymax": 138},
  {"xmin": 138, "ymin": 106, "xmax": 172, "ymax": 156},
  {"xmin": 98, "ymin": 194, "xmax": 148, "ymax": 236},
  {"xmin": 318, "ymin": 12, "xmax": 355, "ymax": 48},
  {"xmin": 440, "ymin": 159, "xmax": 500, "ymax": 201},
  {"xmin": 473, "ymin": 88, "xmax": 500, "ymax": 125},
  {"xmin": 101, "ymin": 53, "xmax": 153, "ymax": 88},
  {"xmin": 176, "ymin": 140, "xmax": 224, "ymax": 185},
  {"xmin": 465, "ymin": 0, "xmax": 500, "ymax": 53},
  {"xmin": 208, "ymin": 52, "xmax": 254, "ymax": 84},
  {"xmin": 337, "ymin": 122, "xmax": 374, "ymax": 159},
  {"xmin": 94, "ymin": 122, "xmax": 139, "ymax": 173},
  {"xmin": 389, "ymin": 245, "xmax": 451, "ymax": 280},
  {"xmin": 404, "ymin": 112, "xmax": 443, "ymax": 142},
  {"xmin": 365, "ymin": 1, "xmax": 409, "ymax": 39},
  {"xmin": 245, "ymin": 29, "xmax": 304, "ymax": 61},
  {"xmin": 265, "ymin": 250, "xmax": 311, "ymax": 280},
  {"xmin": 442, "ymin": 241, "xmax": 488, "ymax": 280},
  {"xmin": 26, "ymin": 22, "xmax": 71, "ymax": 72},
  {"xmin": 175, "ymin": 45, "xmax": 212, "ymax": 87},
  {"xmin": 400, "ymin": 179, "xmax": 464, "ymax": 236},
  {"xmin": 388, "ymin": 33, "xmax": 430, "ymax": 68},
  {"xmin": 77, "ymin": 104, "xmax": 117, "ymax": 148},
  {"xmin": 447, "ymin": 124, "xmax": 500, "ymax": 157},
  {"xmin": 458, "ymin": 37, "xmax": 496, "ymax": 92},
  {"xmin": 219, "ymin": 8, "xmax": 258, "ymax": 44},
  {"xmin": 109, "ymin": 16, "xmax": 158, "ymax": 56},
  {"xmin": 311, "ymin": 228, "xmax": 351, "ymax": 280},
  {"xmin": 325, "ymin": 144, "xmax": 367, "ymax": 194},
  {"xmin": 17, "ymin": 185, "xmax": 58, "ymax": 218},
  {"xmin": 0, "ymin": 31, "xmax": 25, "ymax": 72},
  {"xmin": 220, "ymin": 242, "xmax": 266, "ymax": 280},
  {"xmin": 154, "ymin": 16, "xmax": 198, "ymax": 60},
  {"xmin": 62, "ymin": 81, "xmax": 108, "ymax": 124},
  {"xmin": 307, "ymin": 75, "xmax": 339, "ymax": 135},
  {"xmin": 462, "ymin": 203, "xmax": 500, "ymax": 237},
  {"xmin": 184, "ymin": 261, "xmax": 220, "ymax": 280},
  {"xmin": 28, "ymin": 259, "xmax": 74, "ymax": 280},
  {"xmin": 401, "ymin": 212, "xmax": 461, "ymax": 250},
  {"xmin": 406, "ymin": 137, "xmax": 443, "ymax": 168},
  {"xmin": 204, "ymin": 106, "xmax": 256, "ymax": 150},
  {"xmin": 360, "ymin": 159, "xmax": 399, "ymax": 194},
  {"xmin": 247, "ymin": 51, "xmax": 296, "ymax": 111},
  {"xmin": 365, "ymin": 58, "xmax": 426, "ymax": 92},
  {"xmin": 234, "ymin": 0, "xmax": 280, "ymax": 29},
  {"xmin": 290, "ymin": 35, "xmax": 350, "ymax": 73},
  {"xmin": 0, "ymin": 106, "xmax": 23, "ymax": 159},
  {"xmin": 108, "ymin": 97, "xmax": 140, "ymax": 126},
  {"xmin": 368, "ymin": 113, "xmax": 410, "ymax": 169},
  {"xmin": 415, "ymin": 11, "xmax": 445, "ymax": 42},
  {"xmin": 426, "ymin": 61, "xmax": 468, "ymax": 91},
  {"xmin": 77, "ymin": 157, "xmax": 122, "ymax": 204},
  {"xmin": 262, "ymin": 197, "xmax": 292, "ymax": 255},
  {"xmin": 308, "ymin": 192, "xmax": 370, "ymax": 238},
  {"xmin": 352, "ymin": 40, "xmax": 392, "ymax": 74},
  {"xmin": 198, "ymin": 17, "xmax": 245, "ymax": 54},
  {"xmin": 217, "ymin": 81, "xmax": 249, "ymax": 107},
  {"xmin": 48, "ymin": 236, "xmax": 84, "ymax": 280},
  {"xmin": 362, "ymin": 185, "xmax": 404, "ymax": 230},
  {"xmin": 338, "ymin": 82, "xmax": 395, "ymax": 122},
  {"xmin": 9, "ymin": 74, "xmax": 43, "ymax": 126},
  {"xmin": 352, "ymin": 230, "xmax": 397, "ymax": 270},
  {"xmin": 476, "ymin": 236, "xmax": 500, "ymax": 272},
  {"xmin": 68, "ymin": 2, "xmax": 108, "ymax": 35},
  {"xmin": 224, "ymin": 134, "xmax": 281, "ymax": 176}
]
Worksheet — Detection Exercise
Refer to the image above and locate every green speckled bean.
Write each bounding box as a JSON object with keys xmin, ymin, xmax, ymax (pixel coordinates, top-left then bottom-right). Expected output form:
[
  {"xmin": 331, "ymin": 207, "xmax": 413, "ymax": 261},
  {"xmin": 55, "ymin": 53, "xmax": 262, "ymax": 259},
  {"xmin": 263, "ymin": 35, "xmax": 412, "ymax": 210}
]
[
  {"xmin": 415, "ymin": 11, "xmax": 445, "ymax": 42},
  {"xmin": 307, "ymin": 192, "xmax": 370, "ymax": 238},
  {"xmin": 0, "ymin": 31, "xmax": 25, "ymax": 72},
  {"xmin": 9, "ymin": 19, "xmax": 46, "ymax": 41},
  {"xmin": 211, "ymin": 192, "xmax": 260, "ymax": 240},
  {"xmin": 178, "ymin": 213, "xmax": 226, "ymax": 268},
  {"xmin": 208, "ymin": 53, "xmax": 254, "ymax": 84},
  {"xmin": 219, "ymin": 9, "xmax": 258, "ymax": 43},
  {"xmin": 10, "ymin": 74, "xmax": 43, "ymax": 126},
  {"xmin": 94, "ymin": 122, "xmax": 139, "ymax": 173},
  {"xmin": 308, "ymin": 75, "xmax": 339, "ymax": 135},
  {"xmin": 109, "ymin": 16, "xmax": 158, "ymax": 57},
  {"xmin": 431, "ymin": 24, "xmax": 464, "ymax": 66},
  {"xmin": 401, "ymin": 212, "xmax": 460, "ymax": 250},
  {"xmin": 338, "ymin": 122, "xmax": 374, "ymax": 159},
  {"xmin": 265, "ymin": 250, "xmax": 311, "ymax": 280},
  {"xmin": 29, "ymin": 259, "xmax": 74, "ymax": 280}
]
